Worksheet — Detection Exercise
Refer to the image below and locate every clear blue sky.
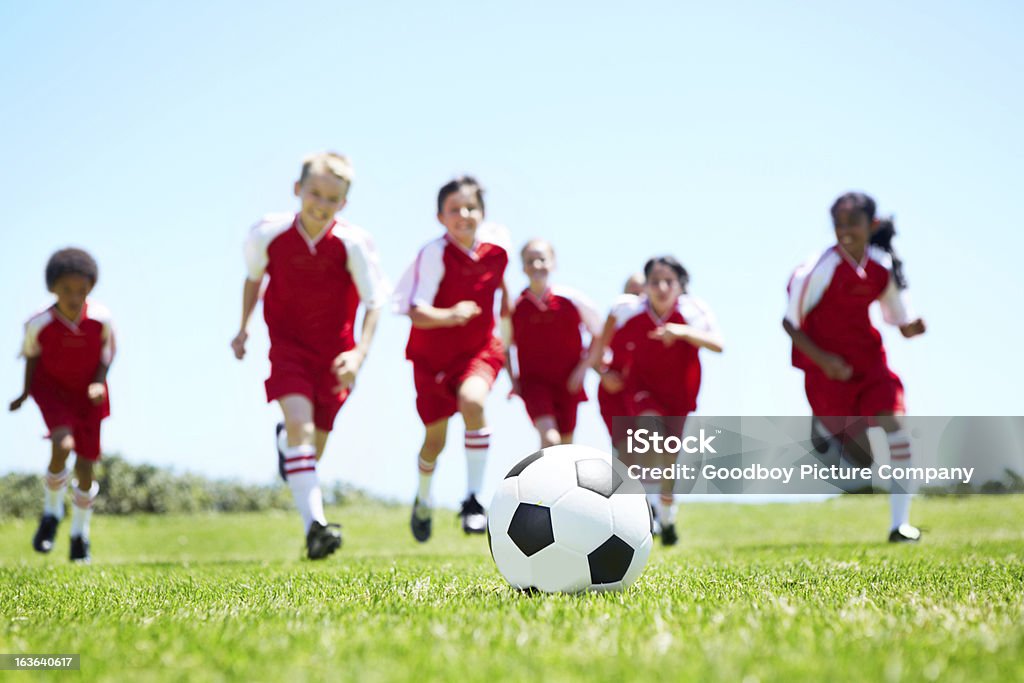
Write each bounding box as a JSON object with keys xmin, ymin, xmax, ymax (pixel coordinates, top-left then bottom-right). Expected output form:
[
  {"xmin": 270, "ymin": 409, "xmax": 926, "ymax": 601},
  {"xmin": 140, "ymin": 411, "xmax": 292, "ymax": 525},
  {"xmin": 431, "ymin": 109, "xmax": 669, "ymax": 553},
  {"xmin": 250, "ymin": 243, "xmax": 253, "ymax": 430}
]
[{"xmin": 2, "ymin": 2, "xmax": 1022, "ymax": 507}]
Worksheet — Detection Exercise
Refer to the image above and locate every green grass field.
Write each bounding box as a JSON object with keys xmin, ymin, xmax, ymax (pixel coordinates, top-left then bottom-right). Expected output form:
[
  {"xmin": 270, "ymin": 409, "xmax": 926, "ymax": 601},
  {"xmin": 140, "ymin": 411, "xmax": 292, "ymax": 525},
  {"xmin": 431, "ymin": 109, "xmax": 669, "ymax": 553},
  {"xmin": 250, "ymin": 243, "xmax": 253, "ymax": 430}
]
[{"xmin": 1, "ymin": 496, "xmax": 1022, "ymax": 683}]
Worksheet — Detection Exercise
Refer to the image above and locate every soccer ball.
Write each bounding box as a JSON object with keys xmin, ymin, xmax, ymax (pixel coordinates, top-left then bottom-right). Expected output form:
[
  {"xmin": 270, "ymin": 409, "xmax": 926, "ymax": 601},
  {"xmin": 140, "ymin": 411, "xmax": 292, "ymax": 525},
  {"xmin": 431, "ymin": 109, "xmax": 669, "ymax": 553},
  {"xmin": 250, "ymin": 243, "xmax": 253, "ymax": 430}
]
[{"xmin": 487, "ymin": 444, "xmax": 654, "ymax": 593}]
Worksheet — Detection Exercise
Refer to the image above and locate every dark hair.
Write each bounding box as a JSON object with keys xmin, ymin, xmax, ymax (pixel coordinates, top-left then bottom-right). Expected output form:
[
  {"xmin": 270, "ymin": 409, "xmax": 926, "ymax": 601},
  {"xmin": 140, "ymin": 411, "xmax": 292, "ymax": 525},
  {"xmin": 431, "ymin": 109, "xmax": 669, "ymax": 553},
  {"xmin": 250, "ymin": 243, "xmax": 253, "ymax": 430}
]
[
  {"xmin": 830, "ymin": 191, "xmax": 877, "ymax": 224},
  {"xmin": 869, "ymin": 216, "xmax": 909, "ymax": 290},
  {"xmin": 437, "ymin": 175, "xmax": 485, "ymax": 215},
  {"xmin": 643, "ymin": 256, "xmax": 689, "ymax": 292},
  {"xmin": 45, "ymin": 248, "xmax": 98, "ymax": 290}
]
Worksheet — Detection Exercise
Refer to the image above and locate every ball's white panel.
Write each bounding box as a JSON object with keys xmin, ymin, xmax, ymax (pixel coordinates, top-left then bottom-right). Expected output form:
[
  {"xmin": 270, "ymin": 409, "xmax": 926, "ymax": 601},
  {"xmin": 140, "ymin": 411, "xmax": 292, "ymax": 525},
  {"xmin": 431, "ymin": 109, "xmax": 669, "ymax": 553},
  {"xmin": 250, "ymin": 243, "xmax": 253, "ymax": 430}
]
[
  {"xmin": 546, "ymin": 443, "xmax": 612, "ymax": 465},
  {"xmin": 619, "ymin": 534, "xmax": 653, "ymax": 589},
  {"xmin": 528, "ymin": 543, "xmax": 592, "ymax": 593},
  {"xmin": 590, "ymin": 580, "xmax": 624, "ymax": 593},
  {"xmin": 487, "ymin": 477, "xmax": 521, "ymax": 537},
  {"xmin": 611, "ymin": 458, "xmax": 646, "ymax": 495},
  {"xmin": 608, "ymin": 490, "xmax": 654, "ymax": 549},
  {"xmin": 549, "ymin": 487, "xmax": 615, "ymax": 555},
  {"xmin": 490, "ymin": 533, "xmax": 533, "ymax": 589},
  {"xmin": 515, "ymin": 452, "xmax": 578, "ymax": 507}
]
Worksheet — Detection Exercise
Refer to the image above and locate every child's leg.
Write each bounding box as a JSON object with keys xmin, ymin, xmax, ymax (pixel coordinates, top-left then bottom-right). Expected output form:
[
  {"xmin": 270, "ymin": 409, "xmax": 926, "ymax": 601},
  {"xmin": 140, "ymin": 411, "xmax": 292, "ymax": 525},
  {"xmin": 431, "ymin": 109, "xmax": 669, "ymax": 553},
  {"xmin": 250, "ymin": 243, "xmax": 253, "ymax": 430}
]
[
  {"xmin": 533, "ymin": 416, "xmax": 561, "ymax": 448},
  {"xmin": 458, "ymin": 375, "xmax": 492, "ymax": 499},
  {"xmin": 878, "ymin": 412, "xmax": 915, "ymax": 532},
  {"xmin": 559, "ymin": 431, "xmax": 574, "ymax": 445},
  {"xmin": 44, "ymin": 428, "xmax": 73, "ymax": 519},
  {"xmin": 70, "ymin": 458, "xmax": 98, "ymax": 540},
  {"xmin": 416, "ymin": 419, "xmax": 449, "ymax": 504},
  {"xmin": 314, "ymin": 430, "xmax": 330, "ymax": 460},
  {"xmin": 278, "ymin": 394, "xmax": 326, "ymax": 533}
]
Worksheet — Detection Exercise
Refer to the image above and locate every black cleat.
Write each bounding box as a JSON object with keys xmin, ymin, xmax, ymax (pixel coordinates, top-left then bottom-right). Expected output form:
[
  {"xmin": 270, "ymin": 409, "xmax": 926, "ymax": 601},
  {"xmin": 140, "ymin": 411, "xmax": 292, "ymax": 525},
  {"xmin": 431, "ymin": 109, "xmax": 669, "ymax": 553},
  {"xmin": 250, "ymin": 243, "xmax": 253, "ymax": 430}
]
[
  {"xmin": 459, "ymin": 494, "xmax": 487, "ymax": 534},
  {"xmin": 810, "ymin": 417, "xmax": 833, "ymax": 454},
  {"xmin": 306, "ymin": 521, "xmax": 342, "ymax": 560},
  {"xmin": 69, "ymin": 535, "xmax": 91, "ymax": 563},
  {"xmin": 410, "ymin": 497, "xmax": 432, "ymax": 543},
  {"xmin": 32, "ymin": 514, "xmax": 60, "ymax": 554},
  {"xmin": 888, "ymin": 524, "xmax": 922, "ymax": 543},
  {"xmin": 276, "ymin": 422, "xmax": 287, "ymax": 482},
  {"xmin": 661, "ymin": 523, "xmax": 678, "ymax": 547}
]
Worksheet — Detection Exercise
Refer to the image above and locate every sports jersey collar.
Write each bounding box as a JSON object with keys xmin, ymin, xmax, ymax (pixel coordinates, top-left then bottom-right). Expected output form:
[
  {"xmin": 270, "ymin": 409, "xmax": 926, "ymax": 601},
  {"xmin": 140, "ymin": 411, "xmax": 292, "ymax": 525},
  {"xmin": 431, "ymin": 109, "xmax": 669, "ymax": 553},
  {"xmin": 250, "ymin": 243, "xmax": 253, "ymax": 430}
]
[
  {"xmin": 645, "ymin": 296, "xmax": 680, "ymax": 326},
  {"xmin": 444, "ymin": 233, "xmax": 484, "ymax": 261},
  {"xmin": 834, "ymin": 244, "xmax": 869, "ymax": 280},
  {"xmin": 51, "ymin": 301, "xmax": 88, "ymax": 332},
  {"xmin": 522, "ymin": 287, "xmax": 552, "ymax": 311},
  {"xmin": 294, "ymin": 214, "xmax": 336, "ymax": 254}
]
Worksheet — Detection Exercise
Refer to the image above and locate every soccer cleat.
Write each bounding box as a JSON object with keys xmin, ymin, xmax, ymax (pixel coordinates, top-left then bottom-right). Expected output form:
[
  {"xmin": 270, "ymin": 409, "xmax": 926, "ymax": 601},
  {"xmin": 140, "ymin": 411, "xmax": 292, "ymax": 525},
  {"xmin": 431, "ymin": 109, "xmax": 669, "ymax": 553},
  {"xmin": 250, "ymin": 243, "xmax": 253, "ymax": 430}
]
[
  {"xmin": 306, "ymin": 521, "xmax": 343, "ymax": 559},
  {"xmin": 459, "ymin": 494, "xmax": 487, "ymax": 535},
  {"xmin": 32, "ymin": 514, "xmax": 60, "ymax": 553},
  {"xmin": 650, "ymin": 504, "xmax": 662, "ymax": 537},
  {"xmin": 810, "ymin": 417, "xmax": 833, "ymax": 454},
  {"xmin": 888, "ymin": 524, "xmax": 922, "ymax": 543},
  {"xmin": 69, "ymin": 535, "xmax": 91, "ymax": 563},
  {"xmin": 661, "ymin": 523, "xmax": 678, "ymax": 547},
  {"xmin": 275, "ymin": 422, "xmax": 287, "ymax": 482},
  {"xmin": 410, "ymin": 497, "xmax": 433, "ymax": 543}
]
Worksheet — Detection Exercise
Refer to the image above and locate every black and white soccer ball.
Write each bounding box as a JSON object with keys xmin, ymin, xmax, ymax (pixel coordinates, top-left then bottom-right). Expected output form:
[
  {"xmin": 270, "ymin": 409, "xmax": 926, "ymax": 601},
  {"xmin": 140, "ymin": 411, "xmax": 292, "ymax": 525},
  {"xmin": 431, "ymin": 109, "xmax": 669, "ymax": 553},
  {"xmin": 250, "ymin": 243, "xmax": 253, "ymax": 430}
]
[{"xmin": 487, "ymin": 444, "xmax": 653, "ymax": 593}]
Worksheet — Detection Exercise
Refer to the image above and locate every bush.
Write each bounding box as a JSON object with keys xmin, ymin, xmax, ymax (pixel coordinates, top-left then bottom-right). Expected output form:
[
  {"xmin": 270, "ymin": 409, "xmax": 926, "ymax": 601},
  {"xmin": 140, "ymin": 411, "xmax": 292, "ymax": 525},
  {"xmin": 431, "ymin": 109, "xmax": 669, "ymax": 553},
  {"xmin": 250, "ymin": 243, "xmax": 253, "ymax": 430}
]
[{"xmin": 0, "ymin": 455, "xmax": 372, "ymax": 519}]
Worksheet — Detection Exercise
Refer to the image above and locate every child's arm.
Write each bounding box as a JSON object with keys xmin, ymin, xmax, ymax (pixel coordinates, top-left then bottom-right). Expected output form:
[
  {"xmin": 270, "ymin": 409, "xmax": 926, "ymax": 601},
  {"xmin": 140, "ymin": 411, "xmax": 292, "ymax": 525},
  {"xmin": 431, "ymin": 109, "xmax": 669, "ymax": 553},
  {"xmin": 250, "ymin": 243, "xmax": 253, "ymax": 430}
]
[
  {"xmin": 409, "ymin": 301, "xmax": 482, "ymax": 329},
  {"xmin": 88, "ymin": 362, "xmax": 110, "ymax": 405},
  {"xmin": 231, "ymin": 278, "xmax": 262, "ymax": 359},
  {"xmin": 332, "ymin": 307, "xmax": 382, "ymax": 392},
  {"xmin": 649, "ymin": 323, "xmax": 724, "ymax": 353},
  {"xmin": 9, "ymin": 356, "xmax": 38, "ymax": 411},
  {"xmin": 782, "ymin": 319, "xmax": 852, "ymax": 381}
]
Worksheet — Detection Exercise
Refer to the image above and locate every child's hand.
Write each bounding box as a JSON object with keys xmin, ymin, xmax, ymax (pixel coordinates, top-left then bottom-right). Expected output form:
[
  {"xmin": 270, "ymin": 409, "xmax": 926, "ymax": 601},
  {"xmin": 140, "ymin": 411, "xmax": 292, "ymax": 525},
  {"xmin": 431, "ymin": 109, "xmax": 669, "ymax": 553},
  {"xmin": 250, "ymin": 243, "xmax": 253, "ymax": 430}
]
[
  {"xmin": 331, "ymin": 349, "xmax": 364, "ymax": 393},
  {"xmin": 87, "ymin": 383, "xmax": 107, "ymax": 405},
  {"xmin": 449, "ymin": 301, "xmax": 482, "ymax": 326},
  {"xmin": 819, "ymin": 353, "xmax": 853, "ymax": 381},
  {"xmin": 230, "ymin": 331, "xmax": 248, "ymax": 359},
  {"xmin": 9, "ymin": 393, "xmax": 28, "ymax": 411},
  {"xmin": 600, "ymin": 370, "xmax": 624, "ymax": 393},
  {"xmin": 900, "ymin": 318, "xmax": 926, "ymax": 338},
  {"xmin": 566, "ymin": 362, "xmax": 589, "ymax": 394},
  {"xmin": 648, "ymin": 325, "xmax": 681, "ymax": 346}
]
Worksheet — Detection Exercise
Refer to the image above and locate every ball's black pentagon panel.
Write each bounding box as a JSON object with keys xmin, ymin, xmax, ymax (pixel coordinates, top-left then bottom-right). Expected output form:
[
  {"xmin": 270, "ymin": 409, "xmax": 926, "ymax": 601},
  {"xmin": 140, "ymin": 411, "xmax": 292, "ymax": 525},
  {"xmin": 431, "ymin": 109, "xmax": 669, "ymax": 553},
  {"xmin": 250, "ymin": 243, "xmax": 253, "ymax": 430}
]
[
  {"xmin": 575, "ymin": 459, "xmax": 622, "ymax": 498},
  {"xmin": 504, "ymin": 450, "xmax": 545, "ymax": 479},
  {"xmin": 507, "ymin": 503, "xmax": 555, "ymax": 557},
  {"xmin": 588, "ymin": 534, "xmax": 634, "ymax": 584}
]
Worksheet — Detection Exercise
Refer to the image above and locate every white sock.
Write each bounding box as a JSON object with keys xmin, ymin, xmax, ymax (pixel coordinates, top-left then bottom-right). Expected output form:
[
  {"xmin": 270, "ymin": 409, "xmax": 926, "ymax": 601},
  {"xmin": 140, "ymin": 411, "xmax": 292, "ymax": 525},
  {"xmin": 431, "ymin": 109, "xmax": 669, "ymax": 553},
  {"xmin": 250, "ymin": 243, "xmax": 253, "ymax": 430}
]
[
  {"xmin": 44, "ymin": 468, "xmax": 69, "ymax": 519},
  {"xmin": 658, "ymin": 494, "xmax": 678, "ymax": 525},
  {"xmin": 888, "ymin": 429, "xmax": 914, "ymax": 530},
  {"xmin": 465, "ymin": 428, "xmax": 491, "ymax": 498},
  {"xmin": 646, "ymin": 492, "xmax": 660, "ymax": 511},
  {"xmin": 417, "ymin": 456, "xmax": 435, "ymax": 505},
  {"xmin": 70, "ymin": 480, "xmax": 99, "ymax": 539},
  {"xmin": 283, "ymin": 445, "xmax": 326, "ymax": 533}
]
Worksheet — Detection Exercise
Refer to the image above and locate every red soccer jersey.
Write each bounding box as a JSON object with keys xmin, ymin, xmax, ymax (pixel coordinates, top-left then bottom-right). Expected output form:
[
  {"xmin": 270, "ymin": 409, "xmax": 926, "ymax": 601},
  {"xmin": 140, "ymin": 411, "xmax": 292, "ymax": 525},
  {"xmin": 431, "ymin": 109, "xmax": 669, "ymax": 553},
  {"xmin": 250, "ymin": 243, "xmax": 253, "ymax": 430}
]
[
  {"xmin": 245, "ymin": 213, "xmax": 388, "ymax": 358},
  {"xmin": 395, "ymin": 223, "xmax": 510, "ymax": 371},
  {"xmin": 22, "ymin": 301, "xmax": 115, "ymax": 415},
  {"xmin": 511, "ymin": 285, "xmax": 601, "ymax": 383},
  {"xmin": 612, "ymin": 294, "xmax": 718, "ymax": 416},
  {"xmin": 785, "ymin": 245, "xmax": 911, "ymax": 376}
]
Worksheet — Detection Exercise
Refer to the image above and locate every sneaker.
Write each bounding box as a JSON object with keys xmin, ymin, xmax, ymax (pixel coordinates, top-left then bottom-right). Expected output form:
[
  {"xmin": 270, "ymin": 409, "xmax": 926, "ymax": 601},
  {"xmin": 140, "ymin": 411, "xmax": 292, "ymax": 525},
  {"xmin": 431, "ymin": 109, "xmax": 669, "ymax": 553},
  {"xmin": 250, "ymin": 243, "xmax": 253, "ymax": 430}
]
[
  {"xmin": 661, "ymin": 523, "xmax": 678, "ymax": 547},
  {"xmin": 306, "ymin": 521, "xmax": 342, "ymax": 560},
  {"xmin": 69, "ymin": 535, "xmax": 91, "ymax": 563},
  {"xmin": 810, "ymin": 417, "xmax": 833, "ymax": 454},
  {"xmin": 888, "ymin": 524, "xmax": 921, "ymax": 543},
  {"xmin": 276, "ymin": 422, "xmax": 287, "ymax": 482},
  {"xmin": 459, "ymin": 494, "xmax": 487, "ymax": 535},
  {"xmin": 32, "ymin": 514, "xmax": 60, "ymax": 553},
  {"xmin": 650, "ymin": 504, "xmax": 662, "ymax": 537},
  {"xmin": 410, "ymin": 497, "xmax": 432, "ymax": 543}
]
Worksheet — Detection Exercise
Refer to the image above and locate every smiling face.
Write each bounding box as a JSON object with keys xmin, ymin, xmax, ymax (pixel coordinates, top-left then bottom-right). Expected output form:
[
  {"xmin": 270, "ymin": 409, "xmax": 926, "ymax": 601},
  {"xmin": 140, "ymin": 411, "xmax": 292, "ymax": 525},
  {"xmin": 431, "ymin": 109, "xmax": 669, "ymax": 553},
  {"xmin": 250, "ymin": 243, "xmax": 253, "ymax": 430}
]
[
  {"xmin": 294, "ymin": 171, "xmax": 348, "ymax": 235},
  {"xmin": 521, "ymin": 241, "xmax": 555, "ymax": 285},
  {"xmin": 51, "ymin": 273, "xmax": 93, "ymax": 320},
  {"xmin": 438, "ymin": 187, "xmax": 484, "ymax": 249},
  {"xmin": 833, "ymin": 208, "xmax": 872, "ymax": 258},
  {"xmin": 646, "ymin": 263, "xmax": 683, "ymax": 317}
]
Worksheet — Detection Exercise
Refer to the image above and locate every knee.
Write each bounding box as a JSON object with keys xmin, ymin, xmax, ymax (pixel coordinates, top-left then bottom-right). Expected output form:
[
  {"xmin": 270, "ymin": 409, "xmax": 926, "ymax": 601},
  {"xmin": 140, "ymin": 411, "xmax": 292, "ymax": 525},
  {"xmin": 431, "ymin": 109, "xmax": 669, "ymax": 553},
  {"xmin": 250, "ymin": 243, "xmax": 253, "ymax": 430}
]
[
  {"xmin": 283, "ymin": 418, "xmax": 315, "ymax": 446},
  {"xmin": 458, "ymin": 395, "xmax": 485, "ymax": 422},
  {"xmin": 421, "ymin": 435, "xmax": 446, "ymax": 459},
  {"xmin": 54, "ymin": 432, "xmax": 75, "ymax": 456},
  {"xmin": 540, "ymin": 430, "xmax": 562, "ymax": 448}
]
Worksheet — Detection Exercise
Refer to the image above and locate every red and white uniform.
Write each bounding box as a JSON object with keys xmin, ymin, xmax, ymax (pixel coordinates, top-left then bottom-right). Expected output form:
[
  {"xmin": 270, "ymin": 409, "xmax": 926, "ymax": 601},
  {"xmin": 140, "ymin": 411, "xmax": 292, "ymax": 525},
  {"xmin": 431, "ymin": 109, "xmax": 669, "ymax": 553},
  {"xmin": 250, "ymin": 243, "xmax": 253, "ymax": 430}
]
[
  {"xmin": 22, "ymin": 301, "xmax": 115, "ymax": 461},
  {"xmin": 612, "ymin": 294, "xmax": 718, "ymax": 422},
  {"xmin": 597, "ymin": 294, "xmax": 638, "ymax": 440},
  {"xmin": 245, "ymin": 213, "xmax": 388, "ymax": 431},
  {"xmin": 785, "ymin": 245, "xmax": 912, "ymax": 423},
  {"xmin": 394, "ymin": 223, "xmax": 510, "ymax": 425},
  {"xmin": 511, "ymin": 285, "xmax": 602, "ymax": 433}
]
